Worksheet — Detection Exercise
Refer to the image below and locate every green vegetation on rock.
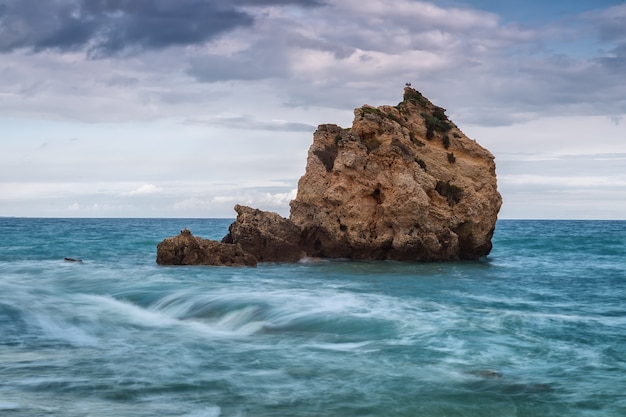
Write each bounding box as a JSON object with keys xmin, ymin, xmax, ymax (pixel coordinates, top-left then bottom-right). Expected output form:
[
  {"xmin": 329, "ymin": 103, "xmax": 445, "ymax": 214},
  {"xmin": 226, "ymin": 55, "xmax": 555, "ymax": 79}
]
[{"xmin": 435, "ymin": 181, "xmax": 464, "ymax": 206}]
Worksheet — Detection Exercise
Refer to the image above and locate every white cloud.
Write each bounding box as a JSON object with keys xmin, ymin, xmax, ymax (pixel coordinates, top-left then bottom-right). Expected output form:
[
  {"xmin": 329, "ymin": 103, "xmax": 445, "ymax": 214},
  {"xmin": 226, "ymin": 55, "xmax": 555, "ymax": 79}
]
[
  {"xmin": 66, "ymin": 202, "xmax": 121, "ymax": 213},
  {"xmin": 186, "ymin": 115, "xmax": 315, "ymax": 132},
  {"xmin": 500, "ymin": 175, "xmax": 626, "ymax": 188},
  {"xmin": 334, "ymin": 0, "xmax": 501, "ymax": 32},
  {"xmin": 169, "ymin": 187, "xmax": 298, "ymax": 216},
  {"xmin": 208, "ymin": 189, "xmax": 298, "ymax": 216},
  {"xmin": 124, "ymin": 184, "xmax": 163, "ymax": 196},
  {"xmin": 259, "ymin": 189, "xmax": 298, "ymax": 208},
  {"xmin": 173, "ymin": 198, "xmax": 214, "ymax": 212}
]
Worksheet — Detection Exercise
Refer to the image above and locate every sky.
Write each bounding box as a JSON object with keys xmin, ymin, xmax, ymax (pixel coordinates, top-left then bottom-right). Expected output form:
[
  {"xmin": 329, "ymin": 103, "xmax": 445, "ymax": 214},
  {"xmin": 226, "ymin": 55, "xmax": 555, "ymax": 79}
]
[{"xmin": 1, "ymin": 0, "xmax": 625, "ymax": 219}]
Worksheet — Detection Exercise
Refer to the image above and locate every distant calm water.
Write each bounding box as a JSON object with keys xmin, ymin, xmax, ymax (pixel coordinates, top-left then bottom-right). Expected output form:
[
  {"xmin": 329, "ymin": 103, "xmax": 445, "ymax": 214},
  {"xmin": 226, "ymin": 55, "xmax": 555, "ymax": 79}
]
[{"xmin": 0, "ymin": 218, "xmax": 624, "ymax": 417}]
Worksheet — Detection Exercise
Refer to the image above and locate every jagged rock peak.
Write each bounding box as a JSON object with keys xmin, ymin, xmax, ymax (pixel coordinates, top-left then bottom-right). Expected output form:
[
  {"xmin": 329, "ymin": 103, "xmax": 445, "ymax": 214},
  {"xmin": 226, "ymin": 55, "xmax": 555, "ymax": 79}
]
[{"xmin": 289, "ymin": 86, "xmax": 502, "ymax": 261}]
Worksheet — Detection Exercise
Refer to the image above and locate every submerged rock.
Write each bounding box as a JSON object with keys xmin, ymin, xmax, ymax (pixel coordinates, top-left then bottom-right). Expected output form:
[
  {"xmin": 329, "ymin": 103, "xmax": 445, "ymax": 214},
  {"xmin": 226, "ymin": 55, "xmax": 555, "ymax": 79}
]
[
  {"xmin": 157, "ymin": 86, "xmax": 501, "ymax": 265},
  {"xmin": 156, "ymin": 229, "xmax": 257, "ymax": 266},
  {"xmin": 64, "ymin": 257, "xmax": 83, "ymax": 263}
]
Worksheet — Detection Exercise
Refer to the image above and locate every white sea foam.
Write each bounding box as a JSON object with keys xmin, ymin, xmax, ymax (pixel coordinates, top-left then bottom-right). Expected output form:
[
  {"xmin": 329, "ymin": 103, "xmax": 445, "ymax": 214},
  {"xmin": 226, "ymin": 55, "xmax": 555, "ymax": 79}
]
[
  {"xmin": 309, "ymin": 341, "xmax": 374, "ymax": 352},
  {"xmin": 27, "ymin": 312, "xmax": 100, "ymax": 347},
  {"xmin": 182, "ymin": 406, "xmax": 222, "ymax": 417},
  {"xmin": 80, "ymin": 294, "xmax": 181, "ymax": 328},
  {"xmin": 0, "ymin": 401, "xmax": 21, "ymax": 411},
  {"xmin": 214, "ymin": 306, "xmax": 268, "ymax": 333}
]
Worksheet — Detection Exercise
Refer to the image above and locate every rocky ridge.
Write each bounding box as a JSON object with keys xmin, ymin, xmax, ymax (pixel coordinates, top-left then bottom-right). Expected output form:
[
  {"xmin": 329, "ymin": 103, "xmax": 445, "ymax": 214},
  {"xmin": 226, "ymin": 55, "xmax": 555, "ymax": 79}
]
[
  {"xmin": 157, "ymin": 87, "xmax": 502, "ymax": 265},
  {"xmin": 156, "ymin": 228, "xmax": 257, "ymax": 266}
]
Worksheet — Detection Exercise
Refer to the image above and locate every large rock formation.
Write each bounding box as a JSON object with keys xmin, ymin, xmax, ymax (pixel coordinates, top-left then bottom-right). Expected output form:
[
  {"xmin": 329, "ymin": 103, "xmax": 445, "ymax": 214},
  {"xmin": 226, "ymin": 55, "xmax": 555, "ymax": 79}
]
[
  {"xmin": 290, "ymin": 87, "xmax": 501, "ymax": 261},
  {"xmin": 157, "ymin": 87, "xmax": 501, "ymax": 265}
]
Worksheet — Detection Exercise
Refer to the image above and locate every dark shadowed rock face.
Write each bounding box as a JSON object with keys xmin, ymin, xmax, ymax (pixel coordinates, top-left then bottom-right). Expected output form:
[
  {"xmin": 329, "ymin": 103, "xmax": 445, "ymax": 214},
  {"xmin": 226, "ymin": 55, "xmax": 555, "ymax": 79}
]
[
  {"xmin": 222, "ymin": 205, "xmax": 305, "ymax": 262},
  {"xmin": 156, "ymin": 229, "xmax": 257, "ymax": 266},
  {"xmin": 155, "ymin": 207, "xmax": 305, "ymax": 266}
]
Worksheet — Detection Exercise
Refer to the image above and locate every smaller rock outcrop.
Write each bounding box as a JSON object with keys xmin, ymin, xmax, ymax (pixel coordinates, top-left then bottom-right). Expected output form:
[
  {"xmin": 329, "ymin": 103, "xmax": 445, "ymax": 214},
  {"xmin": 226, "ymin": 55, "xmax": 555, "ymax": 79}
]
[
  {"xmin": 222, "ymin": 205, "xmax": 305, "ymax": 262},
  {"xmin": 156, "ymin": 229, "xmax": 257, "ymax": 266}
]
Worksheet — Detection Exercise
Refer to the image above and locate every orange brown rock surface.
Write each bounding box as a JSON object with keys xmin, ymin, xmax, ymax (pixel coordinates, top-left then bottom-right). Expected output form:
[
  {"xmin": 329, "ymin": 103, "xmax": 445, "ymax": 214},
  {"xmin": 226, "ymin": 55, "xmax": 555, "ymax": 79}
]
[{"xmin": 290, "ymin": 87, "xmax": 502, "ymax": 261}]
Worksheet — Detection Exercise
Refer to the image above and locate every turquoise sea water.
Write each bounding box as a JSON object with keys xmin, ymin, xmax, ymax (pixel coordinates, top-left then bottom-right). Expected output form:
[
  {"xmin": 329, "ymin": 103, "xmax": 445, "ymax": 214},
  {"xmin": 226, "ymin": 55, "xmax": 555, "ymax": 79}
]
[{"xmin": 0, "ymin": 218, "xmax": 624, "ymax": 416}]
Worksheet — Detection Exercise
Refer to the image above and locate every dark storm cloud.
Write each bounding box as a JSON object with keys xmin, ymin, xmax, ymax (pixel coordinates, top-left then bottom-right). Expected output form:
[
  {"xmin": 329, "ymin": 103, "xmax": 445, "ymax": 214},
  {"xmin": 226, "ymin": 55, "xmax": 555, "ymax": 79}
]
[
  {"xmin": 233, "ymin": 0, "xmax": 324, "ymax": 5},
  {"xmin": 591, "ymin": 8, "xmax": 626, "ymax": 43},
  {"xmin": 186, "ymin": 34, "xmax": 294, "ymax": 82},
  {"xmin": 584, "ymin": 5, "xmax": 626, "ymax": 71},
  {"xmin": 0, "ymin": 1, "xmax": 95, "ymax": 52},
  {"xmin": 597, "ymin": 44, "xmax": 626, "ymax": 72},
  {"xmin": 187, "ymin": 53, "xmax": 279, "ymax": 82},
  {"xmin": 0, "ymin": 0, "xmax": 295, "ymax": 56}
]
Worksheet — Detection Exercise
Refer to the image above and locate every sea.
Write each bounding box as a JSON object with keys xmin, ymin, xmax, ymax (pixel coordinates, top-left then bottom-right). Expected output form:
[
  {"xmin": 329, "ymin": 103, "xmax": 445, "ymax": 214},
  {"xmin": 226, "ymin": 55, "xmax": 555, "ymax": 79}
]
[{"xmin": 0, "ymin": 218, "xmax": 624, "ymax": 417}]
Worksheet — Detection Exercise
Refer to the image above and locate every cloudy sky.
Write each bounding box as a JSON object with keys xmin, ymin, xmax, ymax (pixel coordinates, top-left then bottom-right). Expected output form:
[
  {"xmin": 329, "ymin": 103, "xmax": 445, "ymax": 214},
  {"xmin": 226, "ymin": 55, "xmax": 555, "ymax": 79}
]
[{"xmin": 1, "ymin": 0, "xmax": 625, "ymax": 219}]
